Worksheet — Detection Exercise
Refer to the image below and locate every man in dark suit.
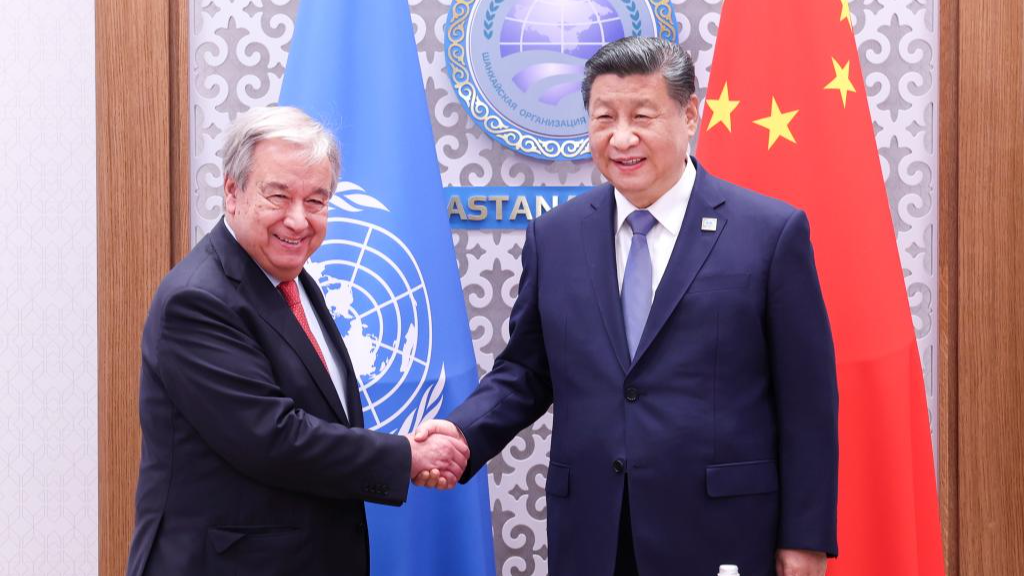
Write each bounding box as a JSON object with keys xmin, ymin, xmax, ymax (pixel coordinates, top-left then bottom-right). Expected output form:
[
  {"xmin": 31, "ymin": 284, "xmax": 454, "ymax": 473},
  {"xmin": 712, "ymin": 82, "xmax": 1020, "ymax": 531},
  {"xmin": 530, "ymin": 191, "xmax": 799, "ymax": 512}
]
[
  {"xmin": 125, "ymin": 106, "xmax": 468, "ymax": 576},
  {"xmin": 417, "ymin": 37, "xmax": 839, "ymax": 576}
]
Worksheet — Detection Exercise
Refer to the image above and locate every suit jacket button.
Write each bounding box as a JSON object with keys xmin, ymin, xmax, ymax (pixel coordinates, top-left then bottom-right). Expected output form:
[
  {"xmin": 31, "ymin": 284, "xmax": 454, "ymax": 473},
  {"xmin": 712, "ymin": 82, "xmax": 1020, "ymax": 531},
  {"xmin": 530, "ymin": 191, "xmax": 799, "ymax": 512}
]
[
  {"xmin": 612, "ymin": 459, "xmax": 625, "ymax": 473},
  {"xmin": 625, "ymin": 387, "xmax": 639, "ymax": 402}
]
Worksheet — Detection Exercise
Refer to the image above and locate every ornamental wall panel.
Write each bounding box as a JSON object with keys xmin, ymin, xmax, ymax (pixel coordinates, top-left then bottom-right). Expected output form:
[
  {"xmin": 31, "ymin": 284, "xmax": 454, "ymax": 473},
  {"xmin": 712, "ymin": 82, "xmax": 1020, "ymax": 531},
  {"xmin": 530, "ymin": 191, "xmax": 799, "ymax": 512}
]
[{"xmin": 188, "ymin": 1, "xmax": 939, "ymax": 573}]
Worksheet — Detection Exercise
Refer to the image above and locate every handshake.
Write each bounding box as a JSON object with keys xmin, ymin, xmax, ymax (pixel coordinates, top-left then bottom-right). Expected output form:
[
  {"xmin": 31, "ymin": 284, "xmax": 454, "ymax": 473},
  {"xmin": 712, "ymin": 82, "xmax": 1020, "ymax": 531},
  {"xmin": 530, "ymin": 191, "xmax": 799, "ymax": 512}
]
[{"xmin": 404, "ymin": 419, "xmax": 469, "ymax": 490}]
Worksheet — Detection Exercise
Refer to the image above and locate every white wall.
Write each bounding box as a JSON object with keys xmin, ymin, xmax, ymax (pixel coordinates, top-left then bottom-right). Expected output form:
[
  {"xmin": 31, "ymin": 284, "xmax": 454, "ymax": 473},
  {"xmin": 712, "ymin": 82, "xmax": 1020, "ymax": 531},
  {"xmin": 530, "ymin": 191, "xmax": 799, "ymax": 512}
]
[{"xmin": 0, "ymin": 2, "xmax": 97, "ymax": 575}]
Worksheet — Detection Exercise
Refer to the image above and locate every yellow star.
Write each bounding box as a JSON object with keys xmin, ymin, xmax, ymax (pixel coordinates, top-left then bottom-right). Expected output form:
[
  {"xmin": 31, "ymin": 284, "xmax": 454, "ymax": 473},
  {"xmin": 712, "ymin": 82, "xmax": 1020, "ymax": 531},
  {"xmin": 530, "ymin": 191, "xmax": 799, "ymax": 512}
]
[
  {"xmin": 840, "ymin": 0, "xmax": 852, "ymax": 28},
  {"xmin": 752, "ymin": 97, "xmax": 799, "ymax": 150},
  {"xmin": 824, "ymin": 57, "xmax": 857, "ymax": 107},
  {"xmin": 705, "ymin": 82, "xmax": 741, "ymax": 132}
]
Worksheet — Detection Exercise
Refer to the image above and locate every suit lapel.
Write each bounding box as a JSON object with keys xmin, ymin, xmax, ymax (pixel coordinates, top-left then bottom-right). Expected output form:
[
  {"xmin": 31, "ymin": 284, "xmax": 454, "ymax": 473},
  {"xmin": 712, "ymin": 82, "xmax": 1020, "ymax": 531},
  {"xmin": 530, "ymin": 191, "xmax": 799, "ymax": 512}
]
[
  {"xmin": 245, "ymin": 269, "xmax": 351, "ymax": 426},
  {"xmin": 298, "ymin": 271, "xmax": 365, "ymax": 428},
  {"xmin": 630, "ymin": 163, "xmax": 728, "ymax": 369},
  {"xmin": 581, "ymin": 185, "xmax": 631, "ymax": 374},
  {"xmin": 211, "ymin": 220, "xmax": 351, "ymax": 426}
]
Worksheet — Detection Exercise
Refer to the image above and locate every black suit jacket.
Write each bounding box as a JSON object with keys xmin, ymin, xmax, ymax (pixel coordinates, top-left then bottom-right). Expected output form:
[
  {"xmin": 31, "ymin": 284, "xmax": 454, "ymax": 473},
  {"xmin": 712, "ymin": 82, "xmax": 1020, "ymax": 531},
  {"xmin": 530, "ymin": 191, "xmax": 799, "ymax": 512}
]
[{"xmin": 126, "ymin": 220, "xmax": 411, "ymax": 576}]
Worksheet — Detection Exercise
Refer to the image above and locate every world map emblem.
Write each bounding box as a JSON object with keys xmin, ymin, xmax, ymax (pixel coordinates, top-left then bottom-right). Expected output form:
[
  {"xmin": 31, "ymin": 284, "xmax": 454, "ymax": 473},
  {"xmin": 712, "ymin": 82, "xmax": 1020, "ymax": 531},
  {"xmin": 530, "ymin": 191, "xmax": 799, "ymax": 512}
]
[
  {"xmin": 445, "ymin": 0, "xmax": 679, "ymax": 160},
  {"xmin": 306, "ymin": 182, "xmax": 445, "ymax": 435}
]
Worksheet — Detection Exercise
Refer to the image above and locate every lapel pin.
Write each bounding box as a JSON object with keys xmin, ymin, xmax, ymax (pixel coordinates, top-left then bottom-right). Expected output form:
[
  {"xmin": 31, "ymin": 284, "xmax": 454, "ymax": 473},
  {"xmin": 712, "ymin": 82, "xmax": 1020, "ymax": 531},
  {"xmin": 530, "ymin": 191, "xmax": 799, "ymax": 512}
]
[{"xmin": 701, "ymin": 217, "xmax": 718, "ymax": 232}]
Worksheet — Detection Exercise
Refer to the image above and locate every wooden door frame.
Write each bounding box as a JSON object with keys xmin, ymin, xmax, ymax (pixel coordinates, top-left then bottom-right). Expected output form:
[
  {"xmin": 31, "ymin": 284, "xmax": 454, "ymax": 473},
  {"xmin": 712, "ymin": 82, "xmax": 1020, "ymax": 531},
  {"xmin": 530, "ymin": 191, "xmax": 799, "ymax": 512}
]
[
  {"xmin": 96, "ymin": 1, "xmax": 188, "ymax": 574},
  {"xmin": 939, "ymin": 0, "xmax": 1024, "ymax": 575},
  {"xmin": 938, "ymin": 0, "xmax": 959, "ymax": 573}
]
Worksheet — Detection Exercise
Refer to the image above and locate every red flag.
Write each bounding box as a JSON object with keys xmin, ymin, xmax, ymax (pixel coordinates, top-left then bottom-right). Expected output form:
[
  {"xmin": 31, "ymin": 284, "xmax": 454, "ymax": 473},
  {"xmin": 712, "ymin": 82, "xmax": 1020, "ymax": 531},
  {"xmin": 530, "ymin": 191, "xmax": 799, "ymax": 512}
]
[{"xmin": 696, "ymin": 1, "xmax": 944, "ymax": 574}]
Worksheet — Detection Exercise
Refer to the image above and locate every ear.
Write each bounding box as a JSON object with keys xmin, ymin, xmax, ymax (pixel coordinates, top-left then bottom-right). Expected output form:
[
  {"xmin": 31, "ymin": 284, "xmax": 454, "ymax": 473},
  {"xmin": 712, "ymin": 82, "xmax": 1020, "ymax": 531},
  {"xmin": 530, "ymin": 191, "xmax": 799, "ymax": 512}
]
[
  {"xmin": 684, "ymin": 93, "xmax": 700, "ymax": 137},
  {"xmin": 223, "ymin": 176, "xmax": 240, "ymax": 216}
]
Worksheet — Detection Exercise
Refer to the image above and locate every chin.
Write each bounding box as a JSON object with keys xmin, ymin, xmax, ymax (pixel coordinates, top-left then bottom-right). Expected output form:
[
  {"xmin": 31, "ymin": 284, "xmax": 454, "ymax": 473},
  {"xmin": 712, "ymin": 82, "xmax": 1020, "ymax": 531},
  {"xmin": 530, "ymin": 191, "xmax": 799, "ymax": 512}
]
[
  {"xmin": 610, "ymin": 173, "xmax": 649, "ymax": 190},
  {"xmin": 612, "ymin": 183, "xmax": 647, "ymax": 198},
  {"xmin": 269, "ymin": 261, "xmax": 305, "ymax": 280}
]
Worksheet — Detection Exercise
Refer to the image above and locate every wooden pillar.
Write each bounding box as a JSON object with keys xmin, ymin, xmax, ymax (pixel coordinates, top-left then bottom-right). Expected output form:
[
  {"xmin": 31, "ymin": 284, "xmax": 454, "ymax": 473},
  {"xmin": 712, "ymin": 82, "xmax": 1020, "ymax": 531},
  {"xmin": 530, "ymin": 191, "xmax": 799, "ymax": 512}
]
[
  {"xmin": 96, "ymin": 1, "xmax": 188, "ymax": 574},
  {"xmin": 938, "ymin": 0, "xmax": 960, "ymax": 572},
  {"xmin": 940, "ymin": 0, "xmax": 1024, "ymax": 573}
]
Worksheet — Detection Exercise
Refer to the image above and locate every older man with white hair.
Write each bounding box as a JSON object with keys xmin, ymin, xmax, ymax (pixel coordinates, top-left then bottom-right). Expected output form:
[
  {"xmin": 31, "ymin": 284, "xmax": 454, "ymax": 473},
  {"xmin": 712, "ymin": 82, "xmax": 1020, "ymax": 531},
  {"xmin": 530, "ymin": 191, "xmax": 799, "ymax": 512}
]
[{"xmin": 125, "ymin": 106, "xmax": 468, "ymax": 576}]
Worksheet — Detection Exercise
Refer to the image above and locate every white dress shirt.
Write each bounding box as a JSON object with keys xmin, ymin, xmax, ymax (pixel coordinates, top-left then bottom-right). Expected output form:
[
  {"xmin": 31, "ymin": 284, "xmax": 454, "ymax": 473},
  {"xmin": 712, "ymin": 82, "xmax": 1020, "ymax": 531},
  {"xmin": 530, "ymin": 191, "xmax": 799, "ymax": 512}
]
[
  {"xmin": 224, "ymin": 221, "xmax": 349, "ymax": 416},
  {"xmin": 614, "ymin": 157, "xmax": 697, "ymax": 299}
]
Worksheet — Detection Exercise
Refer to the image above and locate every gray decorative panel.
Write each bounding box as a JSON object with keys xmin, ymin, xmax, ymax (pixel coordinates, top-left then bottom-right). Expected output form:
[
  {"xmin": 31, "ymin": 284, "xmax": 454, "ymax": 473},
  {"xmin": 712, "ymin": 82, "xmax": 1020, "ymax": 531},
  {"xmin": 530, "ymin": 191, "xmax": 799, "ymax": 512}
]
[
  {"xmin": 190, "ymin": 0, "xmax": 297, "ymax": 242},
  {"xmin": 189, "ymin": 1, "xmax": 939, "ymax": 574},
  {"xmin": 857, "ymin": 0, "xmax": 940, "ymax": 469}
]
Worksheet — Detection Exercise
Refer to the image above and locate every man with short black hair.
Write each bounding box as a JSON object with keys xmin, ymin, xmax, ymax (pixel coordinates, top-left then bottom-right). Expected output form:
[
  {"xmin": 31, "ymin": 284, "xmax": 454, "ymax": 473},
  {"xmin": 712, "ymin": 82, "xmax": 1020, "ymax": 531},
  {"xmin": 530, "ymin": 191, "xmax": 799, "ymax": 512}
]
[{"xmin": 419, "ymin": 37, "xmax": 839, "ymax": 576}]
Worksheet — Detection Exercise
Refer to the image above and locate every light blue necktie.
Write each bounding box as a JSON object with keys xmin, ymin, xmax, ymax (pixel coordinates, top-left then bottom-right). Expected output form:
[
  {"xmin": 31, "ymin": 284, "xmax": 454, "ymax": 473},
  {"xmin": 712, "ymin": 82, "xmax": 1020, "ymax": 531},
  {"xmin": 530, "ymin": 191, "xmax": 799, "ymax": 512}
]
[{"xmin": 622, "ymin": 210, "xmax": 657, "ymax": 360}]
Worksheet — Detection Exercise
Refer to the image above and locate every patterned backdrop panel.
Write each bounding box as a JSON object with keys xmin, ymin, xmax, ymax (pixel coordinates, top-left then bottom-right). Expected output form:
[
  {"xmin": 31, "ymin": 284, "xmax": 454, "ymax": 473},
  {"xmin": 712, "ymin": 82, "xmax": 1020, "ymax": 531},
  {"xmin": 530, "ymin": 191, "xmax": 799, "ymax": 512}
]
[{"xmin": 189, "ymin": 1, "xmax": 938, "ymax": 574}]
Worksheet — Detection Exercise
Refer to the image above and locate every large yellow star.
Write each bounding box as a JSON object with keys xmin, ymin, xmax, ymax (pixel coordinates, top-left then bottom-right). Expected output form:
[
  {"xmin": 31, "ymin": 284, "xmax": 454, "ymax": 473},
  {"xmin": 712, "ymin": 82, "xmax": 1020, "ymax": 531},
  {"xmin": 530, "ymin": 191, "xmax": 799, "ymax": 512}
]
[
  {"xmin": 705, "ymin": 82, "xmax": 741, "ymax": 132},
  {"xmin": 824, "ymin": 57, "xmax": 857, "ymax": 107},
  {"xmin": 840, "ymin": 0, "xmax": 852, "ymax": 28},
  {"xmin": 752, "ymin": 97, "xmax": 799, "ymax": 150}
]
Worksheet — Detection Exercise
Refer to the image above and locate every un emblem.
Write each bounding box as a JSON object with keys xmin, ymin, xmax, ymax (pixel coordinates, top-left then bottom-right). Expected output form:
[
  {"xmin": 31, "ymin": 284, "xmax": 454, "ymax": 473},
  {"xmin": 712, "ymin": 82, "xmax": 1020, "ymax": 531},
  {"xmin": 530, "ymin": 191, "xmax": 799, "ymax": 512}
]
[
  {"xmin": 306, "ymin": 182, "xmax": 445, "ymax": 435},
  {"xmin": 445, "ymin": 0, "xmax": 679, "ymax": 160}
]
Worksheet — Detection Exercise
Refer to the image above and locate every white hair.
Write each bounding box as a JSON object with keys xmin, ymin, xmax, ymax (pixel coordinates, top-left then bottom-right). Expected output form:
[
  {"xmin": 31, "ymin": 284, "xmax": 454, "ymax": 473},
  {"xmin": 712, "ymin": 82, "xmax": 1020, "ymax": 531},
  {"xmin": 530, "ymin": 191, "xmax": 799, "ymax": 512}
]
[{"xmin": 221, "ymin": 106, "xmax": 341, "ymax": 192}]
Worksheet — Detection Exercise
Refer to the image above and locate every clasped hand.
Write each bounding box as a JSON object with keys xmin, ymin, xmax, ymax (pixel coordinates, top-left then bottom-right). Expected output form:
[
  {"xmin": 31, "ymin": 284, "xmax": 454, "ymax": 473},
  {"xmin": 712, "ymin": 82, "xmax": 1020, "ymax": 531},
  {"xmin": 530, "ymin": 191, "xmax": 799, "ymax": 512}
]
[{"xmin": 405, "ymin": 419, "xmax": 469, "ymax": 490}]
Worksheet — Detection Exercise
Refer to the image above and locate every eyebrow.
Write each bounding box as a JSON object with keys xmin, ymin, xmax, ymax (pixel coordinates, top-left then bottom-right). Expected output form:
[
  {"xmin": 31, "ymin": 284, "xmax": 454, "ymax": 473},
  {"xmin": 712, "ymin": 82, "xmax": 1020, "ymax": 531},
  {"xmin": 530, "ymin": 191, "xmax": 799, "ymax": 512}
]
[
  {"xmin": 259, "ymin": 180, "xmax": 332, "ymax": 196},
  {"xmin": 590, "ymin": 98, "xmax": 659, "ymax": 109},
  {"xmin": 258, "ymin": 181, "xmax": 289, "ymax": 192}
]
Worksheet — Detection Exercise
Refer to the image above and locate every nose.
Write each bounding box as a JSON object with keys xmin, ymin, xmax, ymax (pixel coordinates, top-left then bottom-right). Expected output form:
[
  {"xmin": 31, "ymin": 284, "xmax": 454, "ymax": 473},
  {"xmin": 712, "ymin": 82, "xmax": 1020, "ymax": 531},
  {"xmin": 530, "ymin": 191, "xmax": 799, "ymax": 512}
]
[
  {"xmin": 282, "ymin": 199, "xmax": 309, "ymax": 231},
  {"xmin": 609, "ymin": 122, "xmax": 639, "ymax": 149}
]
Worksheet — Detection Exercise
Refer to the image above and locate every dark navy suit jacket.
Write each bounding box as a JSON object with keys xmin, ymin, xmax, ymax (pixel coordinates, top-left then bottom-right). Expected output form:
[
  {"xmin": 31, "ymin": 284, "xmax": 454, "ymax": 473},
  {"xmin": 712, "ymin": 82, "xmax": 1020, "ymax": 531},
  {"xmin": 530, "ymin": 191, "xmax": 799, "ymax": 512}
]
[
  {"xmin": 449, "ymin": 160, "xmax": 839, "ymax": 576},
  {"xmin": 125, "ymin": 220, "xmax": 411, "ymax": 576}
]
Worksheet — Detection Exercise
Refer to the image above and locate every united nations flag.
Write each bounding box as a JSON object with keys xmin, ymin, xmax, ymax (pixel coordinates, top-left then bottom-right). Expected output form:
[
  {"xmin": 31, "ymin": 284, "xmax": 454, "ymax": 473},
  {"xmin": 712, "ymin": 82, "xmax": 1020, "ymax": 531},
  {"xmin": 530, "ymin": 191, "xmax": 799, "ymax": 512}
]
[{"xmin": 279, "ymin": 2, "xmax": 495, "ymax": 575}]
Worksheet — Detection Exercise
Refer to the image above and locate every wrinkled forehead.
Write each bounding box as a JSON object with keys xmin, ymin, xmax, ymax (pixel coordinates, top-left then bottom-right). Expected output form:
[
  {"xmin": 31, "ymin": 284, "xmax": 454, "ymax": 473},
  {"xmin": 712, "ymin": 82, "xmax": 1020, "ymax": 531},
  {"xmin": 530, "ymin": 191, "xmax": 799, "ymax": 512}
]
[{"xmin": 247, "ymin": 144, "xmax": 336, "ymax": 192}]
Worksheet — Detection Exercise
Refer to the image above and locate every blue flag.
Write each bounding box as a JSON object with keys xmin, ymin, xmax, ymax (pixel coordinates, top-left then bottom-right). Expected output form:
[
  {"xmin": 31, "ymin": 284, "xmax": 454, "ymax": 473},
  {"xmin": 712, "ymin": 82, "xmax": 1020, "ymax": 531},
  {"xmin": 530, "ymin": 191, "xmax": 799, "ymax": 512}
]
[{"xmin": 279, "ymin": 2, "xmax": 495, "ymax": 575}]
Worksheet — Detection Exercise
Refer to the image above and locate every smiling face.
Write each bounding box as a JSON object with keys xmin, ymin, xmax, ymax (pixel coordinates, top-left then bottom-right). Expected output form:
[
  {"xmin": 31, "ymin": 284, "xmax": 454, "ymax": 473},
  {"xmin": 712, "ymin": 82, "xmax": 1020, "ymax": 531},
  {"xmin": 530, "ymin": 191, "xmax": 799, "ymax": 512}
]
[
  {"xmin": 587, "ymin": 72, "xmax": 699, "ymax": 208},
  {"xmin": 223, "ymin": 138, "xmax": 334, "ymax": 281}
]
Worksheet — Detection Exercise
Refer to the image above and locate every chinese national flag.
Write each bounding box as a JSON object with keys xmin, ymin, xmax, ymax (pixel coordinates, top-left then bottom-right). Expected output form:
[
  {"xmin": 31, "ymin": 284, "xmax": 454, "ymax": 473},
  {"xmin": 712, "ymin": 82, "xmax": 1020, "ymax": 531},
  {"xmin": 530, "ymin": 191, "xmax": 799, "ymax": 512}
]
[{"xmin": 696, "ymin": 0, "xmax": 945, "ymax": 574}]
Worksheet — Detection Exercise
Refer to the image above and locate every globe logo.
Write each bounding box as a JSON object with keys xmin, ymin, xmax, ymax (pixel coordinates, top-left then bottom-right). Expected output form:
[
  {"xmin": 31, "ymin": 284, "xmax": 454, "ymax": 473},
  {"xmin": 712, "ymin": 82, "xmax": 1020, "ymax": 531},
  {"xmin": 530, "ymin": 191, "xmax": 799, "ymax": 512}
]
[
  {"xmin": 307, "ymin": 182, "xmax": 445, "ymax": 434},
  {"xmin": 445, "ymin": 0, "xmax": 678, "ymax": 160},
  {"xmin": 499, "ymin": 0, "xmax": 625, "ymax": 107}
]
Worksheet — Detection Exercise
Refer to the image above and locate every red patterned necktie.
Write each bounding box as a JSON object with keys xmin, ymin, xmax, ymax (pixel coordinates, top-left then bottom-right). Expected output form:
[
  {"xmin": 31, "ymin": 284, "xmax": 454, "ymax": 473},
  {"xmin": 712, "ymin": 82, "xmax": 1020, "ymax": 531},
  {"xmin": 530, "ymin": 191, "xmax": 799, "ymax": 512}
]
[{"xmin": 278, "ymin": 279, "xmax": 328, "ymax": 370}]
